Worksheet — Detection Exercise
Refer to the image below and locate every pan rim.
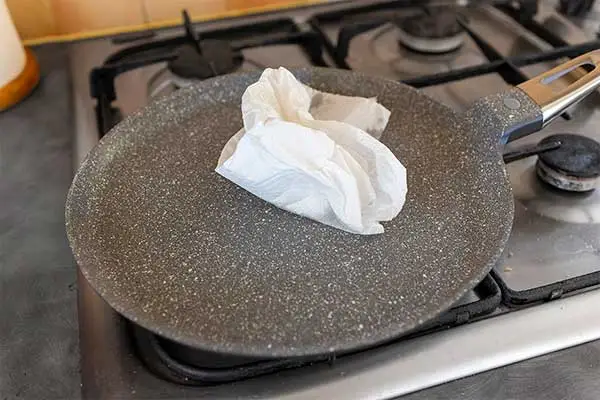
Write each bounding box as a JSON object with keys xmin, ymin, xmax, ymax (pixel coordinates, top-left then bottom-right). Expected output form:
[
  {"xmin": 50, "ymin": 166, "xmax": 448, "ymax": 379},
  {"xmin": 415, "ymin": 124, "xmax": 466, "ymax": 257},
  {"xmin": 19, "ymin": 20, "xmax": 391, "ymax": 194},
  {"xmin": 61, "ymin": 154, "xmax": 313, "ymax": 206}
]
[{"xmin": 65, "ymin": 67, "xmax": 514, "ymax": 359}]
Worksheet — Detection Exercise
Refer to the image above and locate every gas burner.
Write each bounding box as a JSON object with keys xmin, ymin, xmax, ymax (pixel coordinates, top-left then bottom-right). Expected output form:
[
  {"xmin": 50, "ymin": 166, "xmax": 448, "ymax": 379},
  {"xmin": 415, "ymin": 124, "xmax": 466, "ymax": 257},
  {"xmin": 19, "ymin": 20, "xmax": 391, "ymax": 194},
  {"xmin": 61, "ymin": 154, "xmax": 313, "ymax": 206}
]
[
  {"xmin": 167, "ymin": 9, "xmax": 243, "ymax": 81},
  {"xmin": 536, "ymin": 134, "xmax": 600, "ymax": 192},
  {"xmin": 508, "ymin": 134, "xmax": 600, "ymax": 225},
  {"xmin": 167, "ymin": 40, "xmax": 243, "ymax": 81},
  {"xmin": 396, "ymin": 8, "xmax": 465, "ymax": 54}
]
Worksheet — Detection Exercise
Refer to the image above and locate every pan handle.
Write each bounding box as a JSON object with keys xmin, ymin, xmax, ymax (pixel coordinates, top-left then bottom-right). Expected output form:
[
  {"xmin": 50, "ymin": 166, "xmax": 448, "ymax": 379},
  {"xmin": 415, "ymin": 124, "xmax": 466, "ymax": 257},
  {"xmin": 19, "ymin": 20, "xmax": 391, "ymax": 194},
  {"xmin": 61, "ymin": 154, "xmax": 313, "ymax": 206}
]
[
  {"xmin": 518, "ymin": 50, "xmax": 600, "ymax": 130},
  {"xmin": 468, "ymin": 50, "xmax": 600, "ymax": 144}
]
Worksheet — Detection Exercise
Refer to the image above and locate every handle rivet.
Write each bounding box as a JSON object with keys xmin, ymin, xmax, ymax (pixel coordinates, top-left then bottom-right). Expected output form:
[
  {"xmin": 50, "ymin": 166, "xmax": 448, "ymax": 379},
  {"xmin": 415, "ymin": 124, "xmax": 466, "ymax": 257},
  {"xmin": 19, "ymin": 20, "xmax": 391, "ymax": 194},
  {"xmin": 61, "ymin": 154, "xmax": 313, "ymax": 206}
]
[{"xmin": 503, "ymin": 97, "xmax": 521, "ymax": 110}]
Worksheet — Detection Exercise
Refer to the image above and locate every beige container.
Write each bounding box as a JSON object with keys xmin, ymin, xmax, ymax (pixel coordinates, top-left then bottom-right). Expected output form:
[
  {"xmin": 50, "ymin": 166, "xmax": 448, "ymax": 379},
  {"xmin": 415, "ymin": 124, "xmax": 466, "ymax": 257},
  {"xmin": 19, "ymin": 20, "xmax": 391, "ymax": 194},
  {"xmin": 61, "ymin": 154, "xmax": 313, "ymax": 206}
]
[
  {"xmin": 0, "ymin": 0, "xmax": 39, "ymax": 111},
  {"xmin": 0, "ymin": 0, "xmax": 26, "ymax": 87}
]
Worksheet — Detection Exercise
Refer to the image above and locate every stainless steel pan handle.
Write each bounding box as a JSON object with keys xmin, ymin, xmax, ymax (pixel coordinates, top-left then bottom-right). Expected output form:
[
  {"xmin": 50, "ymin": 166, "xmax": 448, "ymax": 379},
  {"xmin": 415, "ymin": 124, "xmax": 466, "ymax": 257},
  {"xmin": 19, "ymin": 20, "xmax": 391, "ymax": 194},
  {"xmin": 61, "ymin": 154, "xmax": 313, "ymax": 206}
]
[
  {"xmin": 518, "ymin": 50, "xmax": 600, "ymax": 128},
  {"xmin": 467, "ymin": 50, "xmax": 600, "ymax": 144}
]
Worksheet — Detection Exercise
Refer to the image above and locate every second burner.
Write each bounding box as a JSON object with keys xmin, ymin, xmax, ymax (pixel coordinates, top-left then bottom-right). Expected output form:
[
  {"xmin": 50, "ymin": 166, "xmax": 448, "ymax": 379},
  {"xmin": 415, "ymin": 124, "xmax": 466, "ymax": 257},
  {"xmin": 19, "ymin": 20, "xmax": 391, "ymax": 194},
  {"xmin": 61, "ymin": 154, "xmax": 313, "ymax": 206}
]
[
  {"xmin": 396, "ymin": 8, "xmax": 465, "ymax": 54},
  {"xmin": 536, "ymin": 134, "xmax": 600, "ymax": 192}
]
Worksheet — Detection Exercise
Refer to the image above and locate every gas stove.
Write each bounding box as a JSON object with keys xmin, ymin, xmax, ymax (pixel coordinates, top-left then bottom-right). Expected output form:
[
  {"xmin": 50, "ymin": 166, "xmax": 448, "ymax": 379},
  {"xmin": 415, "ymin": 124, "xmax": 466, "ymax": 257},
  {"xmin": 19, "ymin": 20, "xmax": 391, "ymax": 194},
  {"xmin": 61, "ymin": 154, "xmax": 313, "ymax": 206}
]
[{"xmin": 70, "ymin": 1, "xmax": 600, "ymax": 398}]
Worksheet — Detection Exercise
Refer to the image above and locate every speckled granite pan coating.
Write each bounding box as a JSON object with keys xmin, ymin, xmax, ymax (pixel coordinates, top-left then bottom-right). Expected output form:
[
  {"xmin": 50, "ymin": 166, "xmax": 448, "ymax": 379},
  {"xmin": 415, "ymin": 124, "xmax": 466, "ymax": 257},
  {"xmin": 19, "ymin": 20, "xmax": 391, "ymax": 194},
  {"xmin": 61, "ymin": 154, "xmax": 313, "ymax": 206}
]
[{"xmin": 66, "ymin": 68, "xmax": 539, "ymax": 358}]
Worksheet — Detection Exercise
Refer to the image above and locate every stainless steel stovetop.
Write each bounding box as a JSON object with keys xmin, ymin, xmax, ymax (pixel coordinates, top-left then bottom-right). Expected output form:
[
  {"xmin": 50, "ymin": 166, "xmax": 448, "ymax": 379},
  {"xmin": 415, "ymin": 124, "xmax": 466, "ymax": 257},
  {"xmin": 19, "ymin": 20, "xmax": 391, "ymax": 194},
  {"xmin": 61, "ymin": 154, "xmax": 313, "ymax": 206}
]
[{"xmin": 69, "ymin": 1, "xmax": 600, "ymax": 399}]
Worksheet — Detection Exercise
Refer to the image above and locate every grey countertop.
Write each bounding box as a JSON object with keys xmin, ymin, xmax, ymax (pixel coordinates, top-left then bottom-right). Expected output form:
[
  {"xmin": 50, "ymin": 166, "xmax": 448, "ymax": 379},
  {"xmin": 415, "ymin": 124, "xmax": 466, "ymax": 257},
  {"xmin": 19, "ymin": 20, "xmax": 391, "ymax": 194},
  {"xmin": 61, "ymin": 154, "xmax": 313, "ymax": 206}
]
[
  {"xmin": 3, "ymin": 42, "xmax": 600, "ymax": 400},
  {"xmin": 0, "ymin": 45, "xmax": 80, "ymax": 400}
]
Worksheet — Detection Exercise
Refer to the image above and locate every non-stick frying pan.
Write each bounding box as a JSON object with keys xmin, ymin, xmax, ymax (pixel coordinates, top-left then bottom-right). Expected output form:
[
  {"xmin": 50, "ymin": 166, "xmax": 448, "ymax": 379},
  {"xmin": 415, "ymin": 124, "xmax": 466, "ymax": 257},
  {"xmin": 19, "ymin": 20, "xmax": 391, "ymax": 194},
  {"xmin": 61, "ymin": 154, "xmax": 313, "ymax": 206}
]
[{"xmin": 66, "ymin": 51, "xmax": 600, "ymax": 359}]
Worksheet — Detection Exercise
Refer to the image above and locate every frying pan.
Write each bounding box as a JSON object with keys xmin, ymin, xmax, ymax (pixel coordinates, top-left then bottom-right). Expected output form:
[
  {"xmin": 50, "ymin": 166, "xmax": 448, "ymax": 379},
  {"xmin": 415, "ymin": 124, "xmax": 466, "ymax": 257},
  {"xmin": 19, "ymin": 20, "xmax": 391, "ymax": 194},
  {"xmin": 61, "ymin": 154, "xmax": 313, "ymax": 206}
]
[{"xmin": 66, "ymin": 51, "xmax": 600, "ymax": 359}]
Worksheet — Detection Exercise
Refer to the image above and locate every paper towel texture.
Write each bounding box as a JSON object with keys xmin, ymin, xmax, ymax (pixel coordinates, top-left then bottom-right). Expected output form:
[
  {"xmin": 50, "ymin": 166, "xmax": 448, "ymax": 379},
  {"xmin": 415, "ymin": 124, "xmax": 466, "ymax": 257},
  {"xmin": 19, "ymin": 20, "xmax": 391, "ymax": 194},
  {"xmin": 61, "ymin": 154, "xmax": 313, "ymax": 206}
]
[{"xmin": 216, "ymin": 67, "xmax": 407, "ymax": 234}]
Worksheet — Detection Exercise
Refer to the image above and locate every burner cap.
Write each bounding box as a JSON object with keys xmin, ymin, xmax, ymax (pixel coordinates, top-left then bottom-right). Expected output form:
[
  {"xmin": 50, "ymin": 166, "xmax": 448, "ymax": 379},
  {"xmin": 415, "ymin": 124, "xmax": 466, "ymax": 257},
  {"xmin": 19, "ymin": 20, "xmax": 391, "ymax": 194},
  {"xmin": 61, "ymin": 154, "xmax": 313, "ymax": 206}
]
[
  {"xmin": 536, "ymin": 134, "xmax": 600, "ymax": 192},
  {"xmin": 397, "ymin": 8, "xmax": 465, "ymax": 54},
  {"xmin": 168, "ymin": 39, "xmax": 242, "ymax": 80}
]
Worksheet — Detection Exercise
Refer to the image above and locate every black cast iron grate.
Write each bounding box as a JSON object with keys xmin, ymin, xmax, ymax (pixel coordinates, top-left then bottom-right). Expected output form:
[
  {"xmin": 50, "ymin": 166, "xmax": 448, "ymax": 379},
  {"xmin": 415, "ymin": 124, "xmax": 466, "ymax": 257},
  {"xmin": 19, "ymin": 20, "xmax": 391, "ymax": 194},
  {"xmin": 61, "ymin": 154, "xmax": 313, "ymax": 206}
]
[{"xmin": 90, "ymin": 11, "xmax": 328, "ymax": 136}]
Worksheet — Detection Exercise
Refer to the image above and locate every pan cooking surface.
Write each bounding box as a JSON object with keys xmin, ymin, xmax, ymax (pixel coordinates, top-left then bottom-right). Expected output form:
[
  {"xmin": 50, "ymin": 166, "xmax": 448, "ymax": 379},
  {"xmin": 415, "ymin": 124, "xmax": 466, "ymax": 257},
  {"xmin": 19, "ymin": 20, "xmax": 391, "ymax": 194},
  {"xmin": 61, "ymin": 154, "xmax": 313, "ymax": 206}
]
[{"xmin": 66, "ymin": 68, "xmax": 513, "ymax": 357}]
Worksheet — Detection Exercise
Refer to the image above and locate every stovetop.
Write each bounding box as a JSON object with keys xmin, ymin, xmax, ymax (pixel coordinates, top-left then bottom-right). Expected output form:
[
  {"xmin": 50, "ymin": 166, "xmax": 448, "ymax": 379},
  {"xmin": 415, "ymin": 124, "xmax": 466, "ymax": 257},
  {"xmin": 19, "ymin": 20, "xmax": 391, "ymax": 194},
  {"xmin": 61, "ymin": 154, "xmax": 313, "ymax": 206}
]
[{"xmin": 70, "ymin": 1, "xmax": 600, "ymax": 399}]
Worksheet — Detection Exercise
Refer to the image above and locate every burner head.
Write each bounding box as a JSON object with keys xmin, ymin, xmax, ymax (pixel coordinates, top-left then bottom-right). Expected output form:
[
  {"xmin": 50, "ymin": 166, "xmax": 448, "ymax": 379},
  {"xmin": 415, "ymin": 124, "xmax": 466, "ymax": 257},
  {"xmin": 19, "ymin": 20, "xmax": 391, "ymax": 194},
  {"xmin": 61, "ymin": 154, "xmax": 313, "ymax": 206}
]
[
  {"xmin": 397, "ymin": 8, "xmax": 465, "ymax": 54},
  {"xmin": 536, "ymin": 134, "xmax": 600, "ymax": 192},
  {"xmin": 168, "ymin": 39, "xmax": 242, "ymax": 80}
]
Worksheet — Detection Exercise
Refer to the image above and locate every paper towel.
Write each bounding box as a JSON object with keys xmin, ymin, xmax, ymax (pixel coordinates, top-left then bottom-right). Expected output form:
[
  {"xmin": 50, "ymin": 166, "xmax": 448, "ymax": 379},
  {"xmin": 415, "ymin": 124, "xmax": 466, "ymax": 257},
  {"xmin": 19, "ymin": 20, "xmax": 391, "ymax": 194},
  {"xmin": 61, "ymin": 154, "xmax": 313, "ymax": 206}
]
[{"xmin": 216, "ymin": 67, "xmax": 407, "ymax": 235}]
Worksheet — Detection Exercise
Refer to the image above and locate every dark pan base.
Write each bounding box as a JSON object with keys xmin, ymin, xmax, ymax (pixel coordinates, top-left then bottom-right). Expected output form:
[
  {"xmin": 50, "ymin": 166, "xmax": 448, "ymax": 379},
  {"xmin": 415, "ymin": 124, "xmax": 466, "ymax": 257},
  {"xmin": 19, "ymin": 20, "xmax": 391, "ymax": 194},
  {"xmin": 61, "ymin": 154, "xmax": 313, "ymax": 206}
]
[
  {"xmin": 131, "ymin": 276, "xmax": 501, "ymax": 385},
  {"xmin": 66, "ymin": 68, "xmax": 514, "ymax": 358}
]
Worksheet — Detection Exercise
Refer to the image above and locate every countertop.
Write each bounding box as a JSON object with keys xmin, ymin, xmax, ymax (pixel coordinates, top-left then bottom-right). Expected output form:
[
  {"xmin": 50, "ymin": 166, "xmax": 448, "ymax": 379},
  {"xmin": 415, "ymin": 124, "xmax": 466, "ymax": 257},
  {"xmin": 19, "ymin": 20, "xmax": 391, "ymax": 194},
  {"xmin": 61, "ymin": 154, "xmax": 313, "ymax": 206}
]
[
  {"xmin": 0, "ymin": 45, "xmax": 80, "ymax": 400},
  {"xmin": 3, "ymin": 42, "xmax": 600, "ymax": 400}
]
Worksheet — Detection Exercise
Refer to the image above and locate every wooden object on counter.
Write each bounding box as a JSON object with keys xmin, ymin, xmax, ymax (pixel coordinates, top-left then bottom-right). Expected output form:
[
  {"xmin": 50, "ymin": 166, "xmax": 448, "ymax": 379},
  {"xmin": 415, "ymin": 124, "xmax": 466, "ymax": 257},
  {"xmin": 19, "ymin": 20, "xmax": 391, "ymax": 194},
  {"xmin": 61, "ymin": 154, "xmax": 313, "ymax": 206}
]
[
  {"xmin": 0, "ymin": 49, "xmax": 40, "ymax": 112},
  {"xmin": 6, "ymin": 0, "xmax": 323, "ymax": 44}
]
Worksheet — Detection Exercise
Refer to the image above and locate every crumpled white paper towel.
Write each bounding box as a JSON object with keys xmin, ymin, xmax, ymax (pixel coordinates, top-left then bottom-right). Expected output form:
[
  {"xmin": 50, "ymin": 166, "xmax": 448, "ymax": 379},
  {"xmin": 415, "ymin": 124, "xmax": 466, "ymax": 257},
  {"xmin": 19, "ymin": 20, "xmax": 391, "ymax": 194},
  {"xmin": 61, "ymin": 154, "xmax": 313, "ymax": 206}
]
[{"xmin": 216, "ymin": 67, "xmax": 407, "ymax": 235}]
